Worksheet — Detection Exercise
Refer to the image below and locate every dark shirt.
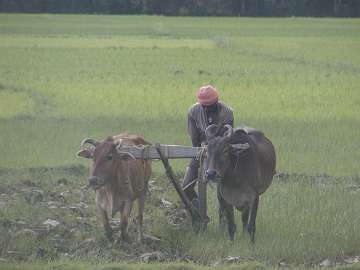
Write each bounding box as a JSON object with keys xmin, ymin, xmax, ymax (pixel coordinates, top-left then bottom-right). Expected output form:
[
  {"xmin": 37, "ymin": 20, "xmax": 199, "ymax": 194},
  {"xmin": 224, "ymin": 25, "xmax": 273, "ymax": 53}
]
[{"xmin": 187, "ymin": 102, "xmax": 234, "ymax": 147}]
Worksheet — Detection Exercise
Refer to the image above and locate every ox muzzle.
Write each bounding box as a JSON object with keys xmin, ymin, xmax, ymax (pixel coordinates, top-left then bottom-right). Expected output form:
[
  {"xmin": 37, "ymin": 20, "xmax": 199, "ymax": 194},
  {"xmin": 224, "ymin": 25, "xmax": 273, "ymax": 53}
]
[{"xmin": 205, "ymin": 169, "xmax": 222, "ymax": 183}]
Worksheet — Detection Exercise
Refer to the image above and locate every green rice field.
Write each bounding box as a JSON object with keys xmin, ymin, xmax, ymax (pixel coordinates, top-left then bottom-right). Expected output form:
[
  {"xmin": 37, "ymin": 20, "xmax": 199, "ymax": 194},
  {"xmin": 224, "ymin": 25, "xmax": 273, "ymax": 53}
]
[{"xmin": 0, "ymin": 14, "xmax": 360, "ymax": 269}]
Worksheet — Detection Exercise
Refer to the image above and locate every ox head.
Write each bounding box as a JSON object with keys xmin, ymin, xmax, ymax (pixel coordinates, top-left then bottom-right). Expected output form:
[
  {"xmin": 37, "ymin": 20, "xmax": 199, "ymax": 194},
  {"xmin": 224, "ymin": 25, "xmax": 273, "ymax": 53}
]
[
  {"xmin": 205, "ymin": 124, "xmax": 250, "ymax": 182},
  {"xmin": 77, "ymin": 137, "xmax": 134, "ymax": 190}
]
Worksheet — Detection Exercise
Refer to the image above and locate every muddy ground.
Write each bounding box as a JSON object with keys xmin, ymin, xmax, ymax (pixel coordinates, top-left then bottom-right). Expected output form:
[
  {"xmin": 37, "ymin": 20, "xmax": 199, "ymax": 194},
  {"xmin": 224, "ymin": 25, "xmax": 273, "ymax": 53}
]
[
  {"xmin": 0, "ymin": 165, "xmax": 193, "ymax": 263},
  {"xmin": 0, "ymin": 165, "xmax": 359, "ymax": 266}
]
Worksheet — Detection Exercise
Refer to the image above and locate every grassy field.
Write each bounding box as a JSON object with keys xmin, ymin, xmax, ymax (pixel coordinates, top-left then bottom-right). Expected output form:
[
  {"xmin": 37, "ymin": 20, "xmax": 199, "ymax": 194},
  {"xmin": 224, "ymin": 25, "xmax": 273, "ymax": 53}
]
[
  {"xmin": 1, "ymin": 261, "xmax": 360, "ymax": 270},
  {"xmin": 0, "ymin": 14, "xmax": 360, "ymax": 269}
]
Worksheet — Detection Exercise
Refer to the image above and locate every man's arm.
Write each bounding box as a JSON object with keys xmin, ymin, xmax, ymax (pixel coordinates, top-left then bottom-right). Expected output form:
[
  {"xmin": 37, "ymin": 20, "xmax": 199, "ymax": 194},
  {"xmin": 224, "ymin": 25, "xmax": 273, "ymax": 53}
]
[
  {"xmin": 188, "ymin": 114, "xmax": 201, "ymax": 147},
  {"xmin": 225, "ymin": 117, "xmax": 234, "ymax": 128},
  {"xmin": 218, "ymin": 106, "xmax": 234, "ymax": 135},
  {"xmin": 228, "ymin": 107, "xmax": 234, "ymax": 127}
]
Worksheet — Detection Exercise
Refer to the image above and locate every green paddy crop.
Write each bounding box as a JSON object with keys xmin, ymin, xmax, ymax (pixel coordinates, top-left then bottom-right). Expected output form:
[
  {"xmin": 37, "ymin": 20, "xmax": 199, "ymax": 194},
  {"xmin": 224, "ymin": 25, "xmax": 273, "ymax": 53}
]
[
  {"xmin": 0, "ymin": 14, "xmax": 359, "ymax": 269},
  {"xmin": 0, "ymin": 14, "xmax": 359, "ymax": 175}
]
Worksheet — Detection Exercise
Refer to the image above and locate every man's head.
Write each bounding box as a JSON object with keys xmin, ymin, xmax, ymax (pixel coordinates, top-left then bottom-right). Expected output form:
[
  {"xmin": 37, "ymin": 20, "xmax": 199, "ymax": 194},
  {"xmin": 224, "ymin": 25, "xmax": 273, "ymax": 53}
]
[{"xmin": 197, "ymin": 85, "xmax": 219, "ymax": 106}]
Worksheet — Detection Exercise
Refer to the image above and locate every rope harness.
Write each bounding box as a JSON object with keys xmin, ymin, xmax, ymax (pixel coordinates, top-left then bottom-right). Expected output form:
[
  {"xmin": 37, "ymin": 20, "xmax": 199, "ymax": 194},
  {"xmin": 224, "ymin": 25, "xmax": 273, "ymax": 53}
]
[{"xmin": 197, "ymin": 146, "xmax": 207, "ymax": 183}]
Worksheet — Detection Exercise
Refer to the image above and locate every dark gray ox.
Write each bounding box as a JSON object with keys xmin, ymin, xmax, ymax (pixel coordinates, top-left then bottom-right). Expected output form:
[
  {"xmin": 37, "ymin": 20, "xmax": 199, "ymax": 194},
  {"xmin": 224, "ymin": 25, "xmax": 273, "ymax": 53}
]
[
  {"xmin": 77, "ymin": 134, "xmax": 151, "ymax": 242},
  {"xmin": 205, "ymin": 124, "xmax": 276, "ymax": 242}
]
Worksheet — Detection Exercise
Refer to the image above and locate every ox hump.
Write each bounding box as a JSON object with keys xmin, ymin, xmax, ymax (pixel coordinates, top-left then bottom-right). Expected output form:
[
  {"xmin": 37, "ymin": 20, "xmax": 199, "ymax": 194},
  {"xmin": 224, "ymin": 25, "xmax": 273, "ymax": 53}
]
[
  {"xmin": 238, "ymin": 126, "xmax": 263, "ymax": 136},
  {"xmin": 113, "ymin": 134, "xmax": 149, "ymax": 146}
]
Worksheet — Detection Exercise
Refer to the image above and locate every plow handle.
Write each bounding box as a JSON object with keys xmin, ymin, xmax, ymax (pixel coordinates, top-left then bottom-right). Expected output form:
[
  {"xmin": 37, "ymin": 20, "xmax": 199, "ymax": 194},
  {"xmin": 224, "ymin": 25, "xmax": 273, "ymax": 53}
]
[{"xmin": 154, "ymin": 143, "xmax": 201, "ymax": 223}]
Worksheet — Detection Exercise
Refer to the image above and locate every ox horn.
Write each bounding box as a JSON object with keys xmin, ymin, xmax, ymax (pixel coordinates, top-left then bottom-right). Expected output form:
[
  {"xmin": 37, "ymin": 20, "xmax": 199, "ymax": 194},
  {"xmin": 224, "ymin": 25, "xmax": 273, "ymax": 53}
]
[
  {"xmin": 223, "ymin": 124, "xmax": 233, "ymax": 139},
  {"xmin": 205, "ymin": 124, "xmax": 218, "ymax": 139},
  {"xmin": 80, "ymin": 138, "xmax": 98, "ymax": 149}
]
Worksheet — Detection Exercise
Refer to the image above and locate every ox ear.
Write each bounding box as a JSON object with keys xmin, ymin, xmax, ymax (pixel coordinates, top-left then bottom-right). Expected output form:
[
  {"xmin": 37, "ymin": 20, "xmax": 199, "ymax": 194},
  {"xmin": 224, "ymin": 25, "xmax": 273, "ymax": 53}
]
[
  {"xmin": 77, "ymin": 149, "xmax": 93, "ymax": 159},
  {"xmin": 230, "ymin": 143, "xmax": 250, "ymax": 155}
]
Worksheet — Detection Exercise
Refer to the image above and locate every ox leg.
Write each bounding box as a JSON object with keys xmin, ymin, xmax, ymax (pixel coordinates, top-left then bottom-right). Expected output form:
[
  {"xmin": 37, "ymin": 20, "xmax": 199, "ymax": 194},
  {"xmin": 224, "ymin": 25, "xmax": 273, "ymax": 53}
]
[
  {"xmin": 248, "ymin": 195, "xmax": 259, "ymax": 243},
  {"xmin": 225, "ymin": 205, "xmax": 236, "ymax": 241},
  {"xmin": 218, "ymin": 193, "xmax": 236, "ymax": 240},
  {"xmin": 137, "ymin": 195, "xmax": 145, "ymax": 242},
  {"xmin": 120, "ymin": 200, "xmax": 133, "ymax": 241},
  {"xmin": 241, "ymin": 207, "xmax": 250, "ymax": 233},
  {"xmin": 217, "ymin": 185, "xmax": 226, "ymax": 228},
  {"xmin": 98, "ymin": 208, "xmax": 113, "ymax": 242}
]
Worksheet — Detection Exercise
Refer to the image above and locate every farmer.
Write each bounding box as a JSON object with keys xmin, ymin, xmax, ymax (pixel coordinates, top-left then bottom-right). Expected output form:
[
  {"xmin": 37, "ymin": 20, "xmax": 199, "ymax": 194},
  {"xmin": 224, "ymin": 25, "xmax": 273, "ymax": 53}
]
[{"xmin": 182, "ymin": 85, "xmax": 234, "ymax": 208}]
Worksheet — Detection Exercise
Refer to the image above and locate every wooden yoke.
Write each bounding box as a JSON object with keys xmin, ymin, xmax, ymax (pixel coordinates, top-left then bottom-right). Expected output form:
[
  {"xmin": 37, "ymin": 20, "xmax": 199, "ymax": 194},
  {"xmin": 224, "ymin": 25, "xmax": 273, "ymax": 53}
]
[{"xmin": 116, "ymin": 144, "xmax": 205, "ymax": 160}]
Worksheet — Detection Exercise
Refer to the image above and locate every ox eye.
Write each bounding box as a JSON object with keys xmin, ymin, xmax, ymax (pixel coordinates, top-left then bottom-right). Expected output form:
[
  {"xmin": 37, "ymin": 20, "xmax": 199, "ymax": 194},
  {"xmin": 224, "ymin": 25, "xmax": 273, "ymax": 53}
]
[{"xmin": 106, "ymin": 154, "xmax": 113, "ymax": 161}]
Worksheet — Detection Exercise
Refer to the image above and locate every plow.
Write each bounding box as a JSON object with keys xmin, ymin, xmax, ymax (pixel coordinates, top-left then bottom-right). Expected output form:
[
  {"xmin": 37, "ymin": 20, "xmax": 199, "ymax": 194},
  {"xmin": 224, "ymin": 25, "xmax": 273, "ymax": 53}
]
[{"xmin": 116, "ymin": 143, "xmax": 209, "ymax": 231}]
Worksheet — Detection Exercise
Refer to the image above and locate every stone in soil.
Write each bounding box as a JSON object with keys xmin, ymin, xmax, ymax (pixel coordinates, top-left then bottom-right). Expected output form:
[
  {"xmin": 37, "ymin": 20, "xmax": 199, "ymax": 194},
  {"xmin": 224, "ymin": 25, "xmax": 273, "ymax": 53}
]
[
  {"xmin": 140, "ymin": 251, "xmax": 165, "ymax": 263},
  {"xmin": 43, "ymin": 219, "xmax": 60, "ymax": 228}
]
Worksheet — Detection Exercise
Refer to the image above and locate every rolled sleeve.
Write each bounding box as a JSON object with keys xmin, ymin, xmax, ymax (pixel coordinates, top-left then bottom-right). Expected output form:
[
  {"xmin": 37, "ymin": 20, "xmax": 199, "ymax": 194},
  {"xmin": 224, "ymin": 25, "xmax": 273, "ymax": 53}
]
[{"xmin": 188, "ymin": 114, "xmax": 201, "ymax": 147}]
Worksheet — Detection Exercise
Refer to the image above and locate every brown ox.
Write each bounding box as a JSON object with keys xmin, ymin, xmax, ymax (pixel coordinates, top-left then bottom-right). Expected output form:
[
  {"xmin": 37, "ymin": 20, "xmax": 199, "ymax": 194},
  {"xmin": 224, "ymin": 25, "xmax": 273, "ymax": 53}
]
[{"xmin": 77, "ymin": 134, "xmax": 151, "ymax": 242}]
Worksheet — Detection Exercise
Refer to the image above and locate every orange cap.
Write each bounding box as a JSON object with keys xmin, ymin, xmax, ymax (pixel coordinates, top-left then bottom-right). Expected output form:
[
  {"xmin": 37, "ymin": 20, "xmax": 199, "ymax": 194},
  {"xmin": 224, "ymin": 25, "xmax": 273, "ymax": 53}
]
[{"xmin": 197, "ymin": 85, "xmax": 219, "ymax": 106}]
